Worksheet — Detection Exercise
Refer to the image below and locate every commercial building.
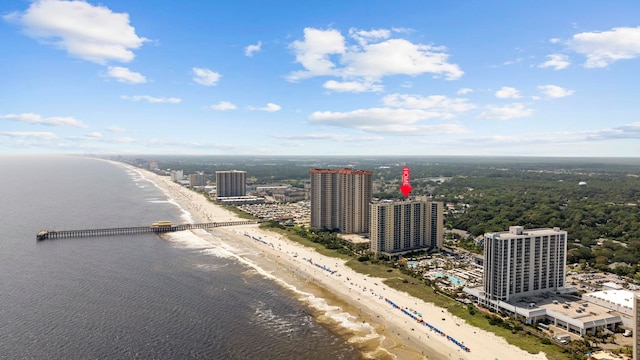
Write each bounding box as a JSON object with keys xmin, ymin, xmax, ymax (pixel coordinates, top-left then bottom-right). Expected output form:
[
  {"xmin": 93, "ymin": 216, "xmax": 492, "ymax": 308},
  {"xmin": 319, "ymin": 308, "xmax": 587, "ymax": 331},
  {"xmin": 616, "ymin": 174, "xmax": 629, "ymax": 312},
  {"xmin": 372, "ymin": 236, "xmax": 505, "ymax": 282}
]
[
  {"xmin": 484, "ymin": 226, "xmax": 567, "ymax": 303},
  {"xmin": 189, "ymin": 172, "xmax": 207, "ymax": 187},
  {"xmin": 216, "ymin": 170, "xmax": 246, "ymax": 197},
  {"xmin": 369, "ymin": 199, "xmax": 443, "ymax": 255},
  {"xmin": 170, "ymin": 169, "xmax": 183, "ymax": 182},
  {"xmin": 309, "ymin": 168, "xmax": 373, "ymax": 234}
]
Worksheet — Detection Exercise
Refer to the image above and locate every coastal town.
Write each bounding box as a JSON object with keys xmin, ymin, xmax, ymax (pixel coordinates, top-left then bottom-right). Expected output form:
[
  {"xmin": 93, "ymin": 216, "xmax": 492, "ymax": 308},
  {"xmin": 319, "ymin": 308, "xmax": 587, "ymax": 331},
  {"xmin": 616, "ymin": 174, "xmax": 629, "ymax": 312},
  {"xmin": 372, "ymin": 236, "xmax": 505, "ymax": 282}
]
[{"xmin": 120, "ymin": 156, "xmax": 640, "ymax": 360}]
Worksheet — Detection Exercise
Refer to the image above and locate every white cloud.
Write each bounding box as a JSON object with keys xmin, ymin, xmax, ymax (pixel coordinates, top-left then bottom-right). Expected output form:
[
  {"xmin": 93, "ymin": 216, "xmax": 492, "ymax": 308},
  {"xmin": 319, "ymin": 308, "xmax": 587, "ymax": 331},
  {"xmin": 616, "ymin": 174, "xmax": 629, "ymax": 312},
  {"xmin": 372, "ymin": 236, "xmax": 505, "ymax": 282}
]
[
  {"xmin": 323, "ymin": 80, "xmax": 383, "ymax": 93},
  {"xmin": 341, "ymin": 38, "xmax": 463, "ymax": 80},
  {"xmin": 245, "ymin": 41, "xmax": 262, "ymax": 57},
  {"xmin": 273, "ymin": 133, "xmax": 383, "ymax": 142},
  {"xmin": 5, "ymin": 0, "xmax": 147, "ymax": 64},
  {"xmin": 210, "ymin": 101, "xmax": 237, "ymax": 111},
  {"xmin": 1, "ymin": 131, "xmax": 58, "ymax": 140},
  {"xmin": 84, "ymin": 131, "xmax": 103, "ymax": 139},
  {"xmin": 192, "ymin": 67, "xmax": 221, "ymax": 86},
  {"xmin": 288, "ymin": 27, "xmax": 463, "ymax": 82},
  {"xmin": 259, "ymin": 103, "xmax": 281, "ymax": 112},
  {"xmin": 107, "ymin": 66, "xmax": 146, "ymax": 84},
  {"xmin": 495, "ymin": 86, "xmax": 521, "ymax": 99},
  {"xmin": 477, "ymin": 103, "xmax": 533, "ymax": 120},
  {"xmin": 121, "ymin": 95, "xmax": 182, "ymax": 103},
  {"xmin": 382, "ymin": 94, "xmax": 476, "ymax": 115},
  {"xmin": 309, "ymin": 107, "xmax": 468, "ymax": 135},
  {"xmin": 550, "ymin": 38, "xmax": 562, "ymax": 44},
  {"xmin": 457, "ymin": 88, "xmax": 473, "ymax": 95},
  {"xmin": 348, "ymin": 28, "xmax": 391, "ymax": 45},
  {"xmin": 106, "ymin": 126, "xmax": 126, "ymax": 133},
  {"xmin": 1, "ymin": 112, "xmax": 88, "ymax": 128},
  {"xmin": 567, "ymin": 26, "xmax": 640, "ymax": 68},
  {"xmin": 538, "ymin": 54, "xmax": 570, "ymax": 70},
  {"xmin": 288, "ymin": 28, "xmax": 346, "ymax": 80},
  {"xmin": 463, "ymin": 122, "xmax": 640, "ymax": 145},
  {"xmin": 538, "ymin": 85, "xmax": 574, "ymax": 98}
]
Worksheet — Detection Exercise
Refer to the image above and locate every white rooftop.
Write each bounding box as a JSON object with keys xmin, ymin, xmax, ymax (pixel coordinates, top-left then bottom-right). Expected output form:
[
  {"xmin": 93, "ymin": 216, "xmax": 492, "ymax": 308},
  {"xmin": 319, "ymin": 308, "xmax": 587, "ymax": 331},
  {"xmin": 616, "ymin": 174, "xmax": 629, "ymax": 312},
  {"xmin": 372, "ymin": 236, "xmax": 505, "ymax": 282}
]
[{"xmin": 584, "ymin": 289, "xmax": 635, "ymax": 309}]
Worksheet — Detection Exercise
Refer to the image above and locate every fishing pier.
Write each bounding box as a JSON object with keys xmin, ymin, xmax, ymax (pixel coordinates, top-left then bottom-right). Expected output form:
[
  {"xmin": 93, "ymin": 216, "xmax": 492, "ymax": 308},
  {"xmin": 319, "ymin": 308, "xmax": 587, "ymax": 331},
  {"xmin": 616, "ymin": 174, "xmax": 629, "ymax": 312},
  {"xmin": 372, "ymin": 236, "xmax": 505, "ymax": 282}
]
[{"xmin": 36, "ymin": 220, "xmax": 260, "ymax": 241}]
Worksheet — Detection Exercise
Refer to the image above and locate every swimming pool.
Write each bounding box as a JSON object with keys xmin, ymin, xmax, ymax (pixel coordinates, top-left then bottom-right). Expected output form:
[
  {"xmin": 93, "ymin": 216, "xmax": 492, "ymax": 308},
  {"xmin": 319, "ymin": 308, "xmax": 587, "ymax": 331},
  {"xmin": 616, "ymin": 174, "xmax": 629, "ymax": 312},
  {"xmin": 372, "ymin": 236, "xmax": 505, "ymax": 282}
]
[{"xmin": 433, "ymin": 272, "xmax": 466, "ymax": 286}]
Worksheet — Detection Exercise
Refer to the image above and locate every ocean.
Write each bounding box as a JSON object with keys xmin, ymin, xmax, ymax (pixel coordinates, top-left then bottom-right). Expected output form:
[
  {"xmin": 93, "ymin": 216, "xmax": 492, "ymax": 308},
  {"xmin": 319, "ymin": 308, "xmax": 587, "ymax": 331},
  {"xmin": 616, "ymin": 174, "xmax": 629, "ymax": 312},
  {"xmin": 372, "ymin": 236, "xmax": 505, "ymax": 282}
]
[{"xmin": 0, "ymin": 155, "xmax": 362, "ymax": 359}]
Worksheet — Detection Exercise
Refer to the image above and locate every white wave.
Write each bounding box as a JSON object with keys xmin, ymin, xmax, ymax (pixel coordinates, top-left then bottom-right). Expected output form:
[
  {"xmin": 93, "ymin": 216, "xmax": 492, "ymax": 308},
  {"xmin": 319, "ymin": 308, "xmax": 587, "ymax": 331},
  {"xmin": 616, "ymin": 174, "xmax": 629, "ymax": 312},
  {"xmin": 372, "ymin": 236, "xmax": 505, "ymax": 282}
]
[
  {"xmin": 165, "ymin": 230, "xmax": 212, "ymax": 249},
  {"xmin": 167, "ymin": 227, "xmax": 382, "ymax": 348}
]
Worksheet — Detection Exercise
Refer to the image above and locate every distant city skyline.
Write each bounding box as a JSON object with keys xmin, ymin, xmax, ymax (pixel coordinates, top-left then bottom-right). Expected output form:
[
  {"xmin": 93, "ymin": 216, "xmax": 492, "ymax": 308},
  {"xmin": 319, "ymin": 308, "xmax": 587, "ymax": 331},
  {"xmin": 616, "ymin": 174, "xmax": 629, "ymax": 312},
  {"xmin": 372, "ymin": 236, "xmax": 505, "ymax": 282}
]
[{"xmin": 1, "ymin": 0, "xmax": 639, "ymax": 157}]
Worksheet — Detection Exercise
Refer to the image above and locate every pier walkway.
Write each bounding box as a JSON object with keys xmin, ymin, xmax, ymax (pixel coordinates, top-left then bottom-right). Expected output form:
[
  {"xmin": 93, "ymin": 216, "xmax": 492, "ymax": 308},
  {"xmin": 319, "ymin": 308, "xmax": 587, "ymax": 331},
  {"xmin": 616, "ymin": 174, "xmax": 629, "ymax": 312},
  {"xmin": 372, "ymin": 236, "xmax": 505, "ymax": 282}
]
[{"xmin": 36, "ymin": 220, "xmax": 261, "ymax": 240}]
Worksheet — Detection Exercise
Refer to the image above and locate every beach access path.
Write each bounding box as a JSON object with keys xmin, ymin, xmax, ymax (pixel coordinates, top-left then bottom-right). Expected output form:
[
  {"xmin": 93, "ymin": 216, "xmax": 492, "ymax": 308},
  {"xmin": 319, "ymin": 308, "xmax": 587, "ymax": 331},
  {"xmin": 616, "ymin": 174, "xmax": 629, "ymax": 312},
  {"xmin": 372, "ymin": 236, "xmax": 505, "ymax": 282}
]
[{"xmin": 125, "ymin": 163, "xmax": 548, "ymax": 360}]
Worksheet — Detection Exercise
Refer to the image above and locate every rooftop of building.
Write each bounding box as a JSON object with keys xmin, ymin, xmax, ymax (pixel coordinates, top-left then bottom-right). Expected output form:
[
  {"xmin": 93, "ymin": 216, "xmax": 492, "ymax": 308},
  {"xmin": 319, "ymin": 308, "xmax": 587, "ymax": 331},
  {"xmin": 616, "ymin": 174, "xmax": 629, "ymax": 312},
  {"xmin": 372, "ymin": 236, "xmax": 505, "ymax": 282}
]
[
  {"xmin": 487, "ymin": 226, "xmax": 566, "ymax": 239},
  {"xmin": 464, "ymin": 286, "xmax": 622, "ymax": 325},
  {"xmin": 310, "ymin": 168, "xmax": 373, "ymax": 175},
  {"xmin": 371, "ymin": 198, "xmax": 430, "ymax": 205},
  {"xmin": 583, "ymin": 289, "xmax": 636, "ymax": 310}
]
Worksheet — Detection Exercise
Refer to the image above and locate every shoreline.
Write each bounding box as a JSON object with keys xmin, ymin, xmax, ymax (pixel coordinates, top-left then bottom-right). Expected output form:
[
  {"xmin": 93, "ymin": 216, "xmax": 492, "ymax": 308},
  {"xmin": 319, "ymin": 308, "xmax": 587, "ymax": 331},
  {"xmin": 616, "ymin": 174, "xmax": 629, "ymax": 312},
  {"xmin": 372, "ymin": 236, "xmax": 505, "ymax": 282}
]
[{"xmin": 119, "ymin": 161, "xmax": 549, "ymax": 360}]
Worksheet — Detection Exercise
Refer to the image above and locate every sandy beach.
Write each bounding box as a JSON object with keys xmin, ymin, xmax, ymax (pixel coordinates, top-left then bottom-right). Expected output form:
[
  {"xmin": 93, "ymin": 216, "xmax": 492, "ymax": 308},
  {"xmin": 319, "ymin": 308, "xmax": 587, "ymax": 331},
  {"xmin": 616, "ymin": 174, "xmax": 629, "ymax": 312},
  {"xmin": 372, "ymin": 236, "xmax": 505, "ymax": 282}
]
[{"xmin": 122, "ymin": 162, "xmax": 549, "ymax": 360}]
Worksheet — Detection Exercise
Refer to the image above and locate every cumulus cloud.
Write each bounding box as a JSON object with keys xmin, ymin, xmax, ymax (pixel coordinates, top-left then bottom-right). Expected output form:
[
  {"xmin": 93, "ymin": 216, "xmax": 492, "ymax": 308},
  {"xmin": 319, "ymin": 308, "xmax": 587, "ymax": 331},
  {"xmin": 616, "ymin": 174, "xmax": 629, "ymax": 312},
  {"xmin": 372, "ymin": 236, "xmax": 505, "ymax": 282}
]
[
  {"xmin": 309, "ymin": 108, "xmax": 468, "ymax": 135},
  {"xmin": 538, "ymin": 85, "xmax": 575, "ymax": 98},
  {"xmin": 106, "ymin": 66, "xmax": 146, "ymax": 84},
  {"xmin": 1, "ymin": 112, "xmax": 88, "ymax": 128},
  {"xmin": 288, "ymin": 28, "xmax": 346, "ymax": 80},
  {"xmin": 4, "ymin": 0, "xmax": 147, "ymax": 64},
  {"xmin": 288, "ymin": 27, "xmax": 463, "ymax": 83},
  {"xmin": 210, "ymin": 101, "xmax": 237, "ymax": 111},
  {"xmin": 538, "ymin": 54, "xmax": 570, "ymax": 70},
  {"xmin": 348, "ymin": 28, "xmax": 391, "ymax": 45},
  {"xmin": 567, "ymin": 26, "xmax": 640, "ymax": 68},
  {"xmin": 121, "ymin": 95, "xmax": 181, "ymax": 103},
  {"xmin": 323, "ymin": 80, "xmax": 383, "ymax": 93},
  {"xmin": 245, "ymin": 41, "xmax": 262, "ymax": 57},
  {"xmin": 382, "ymin": 94, "xmax": 476, "ymax": 114},
  {"xmin": 192, "ymin": 67, "xmax": 221, "ymax": 86},
  {"xmin": 477, "ymin": 103, "xmax": 533, "ymax": 120},
  {"xmin": 1, "ymin": 131, "xmax": 58, "ymax": 140},
  {"xmin": 259, "ymin": 103, "xmax": 281, "ymax": 112},
  {"xmin": 495, "ymin": 86, "xmax": 521, "ymax": 99},
  {"xmin": 457, "ymin": 88, "xmax": 473, "ymax": 95}
]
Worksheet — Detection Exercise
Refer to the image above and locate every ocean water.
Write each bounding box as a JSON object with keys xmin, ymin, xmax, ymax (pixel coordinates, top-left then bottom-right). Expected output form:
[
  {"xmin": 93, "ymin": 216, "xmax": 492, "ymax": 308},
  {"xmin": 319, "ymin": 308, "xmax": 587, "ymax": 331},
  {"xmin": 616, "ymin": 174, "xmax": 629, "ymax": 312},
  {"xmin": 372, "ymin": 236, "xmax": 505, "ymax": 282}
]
[{"xmin": 0, "ymin": 155, "xmax": 361, "ymax": 359}]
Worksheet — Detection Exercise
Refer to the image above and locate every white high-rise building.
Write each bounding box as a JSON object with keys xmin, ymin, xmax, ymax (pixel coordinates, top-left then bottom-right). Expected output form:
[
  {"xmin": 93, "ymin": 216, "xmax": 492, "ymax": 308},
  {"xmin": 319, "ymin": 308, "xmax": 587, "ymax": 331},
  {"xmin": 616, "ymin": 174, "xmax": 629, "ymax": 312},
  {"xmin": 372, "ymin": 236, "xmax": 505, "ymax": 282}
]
[
  {"xmin": 216, "ymin": 170, "xmax": 246, "ymax": 197},
  {"xmin": 170, "ymin": 170, "xmax": 183, "ymax": 182},
  {"xmin": 310, "ymin": 168, "xmax": 372, "ymax": 234},
  {"xmin": 484, "ymin": 226, "xmax": 567, "ymax": 302},
  {"xmin": 370, "ymin": 199, "xmax": 443, "ymax": 255}
]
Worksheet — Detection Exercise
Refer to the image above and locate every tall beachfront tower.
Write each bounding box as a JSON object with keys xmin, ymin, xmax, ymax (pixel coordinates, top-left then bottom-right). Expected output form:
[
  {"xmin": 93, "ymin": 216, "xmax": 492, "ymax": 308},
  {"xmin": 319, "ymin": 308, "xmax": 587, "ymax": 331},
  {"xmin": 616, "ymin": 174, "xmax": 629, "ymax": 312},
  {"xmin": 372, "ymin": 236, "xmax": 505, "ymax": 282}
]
[
  {"xmin": 370, "ymin": 199, "xmax": 443, "ymax": 255},
  {"xmin": 216, "ymin": 170, "xmax": 246, "ymax": 197},
  {"xmin": 484, "ymin": 226, "xmax": 567, "ymax": 302},
  {"xmin": 310, "ymin": 168, "xmax": 373, "ymax": 234}
]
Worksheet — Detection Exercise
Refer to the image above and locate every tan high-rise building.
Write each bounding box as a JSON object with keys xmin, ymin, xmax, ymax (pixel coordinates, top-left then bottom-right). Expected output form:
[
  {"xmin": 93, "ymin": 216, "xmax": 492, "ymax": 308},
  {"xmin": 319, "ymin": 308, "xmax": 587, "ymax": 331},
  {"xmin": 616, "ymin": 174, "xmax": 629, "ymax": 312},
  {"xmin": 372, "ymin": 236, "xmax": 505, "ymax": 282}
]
[
  {"xmin": 370, "ymin": 199, "xmax": 443, "ymax": 255},
  {"xmin": 216, "ymin": 170, "xmax": 246, "ymax": 197},
  {"xmin": 484, "ymin": 226, "xmax": 567, "ymax": 302},
  {"xmin": 310, "ymin": 168, "xmax": 373, "ymax": 234}
]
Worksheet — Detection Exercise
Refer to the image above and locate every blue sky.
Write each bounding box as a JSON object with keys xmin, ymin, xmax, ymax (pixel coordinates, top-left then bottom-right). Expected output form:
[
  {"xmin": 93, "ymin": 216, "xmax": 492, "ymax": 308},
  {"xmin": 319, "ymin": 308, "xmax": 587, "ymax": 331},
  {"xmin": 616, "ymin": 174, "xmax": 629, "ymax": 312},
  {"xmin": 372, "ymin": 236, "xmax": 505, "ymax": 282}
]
[{"xmin": 1, "ymin": 0, "xmax": 639, "ymax": 157}]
